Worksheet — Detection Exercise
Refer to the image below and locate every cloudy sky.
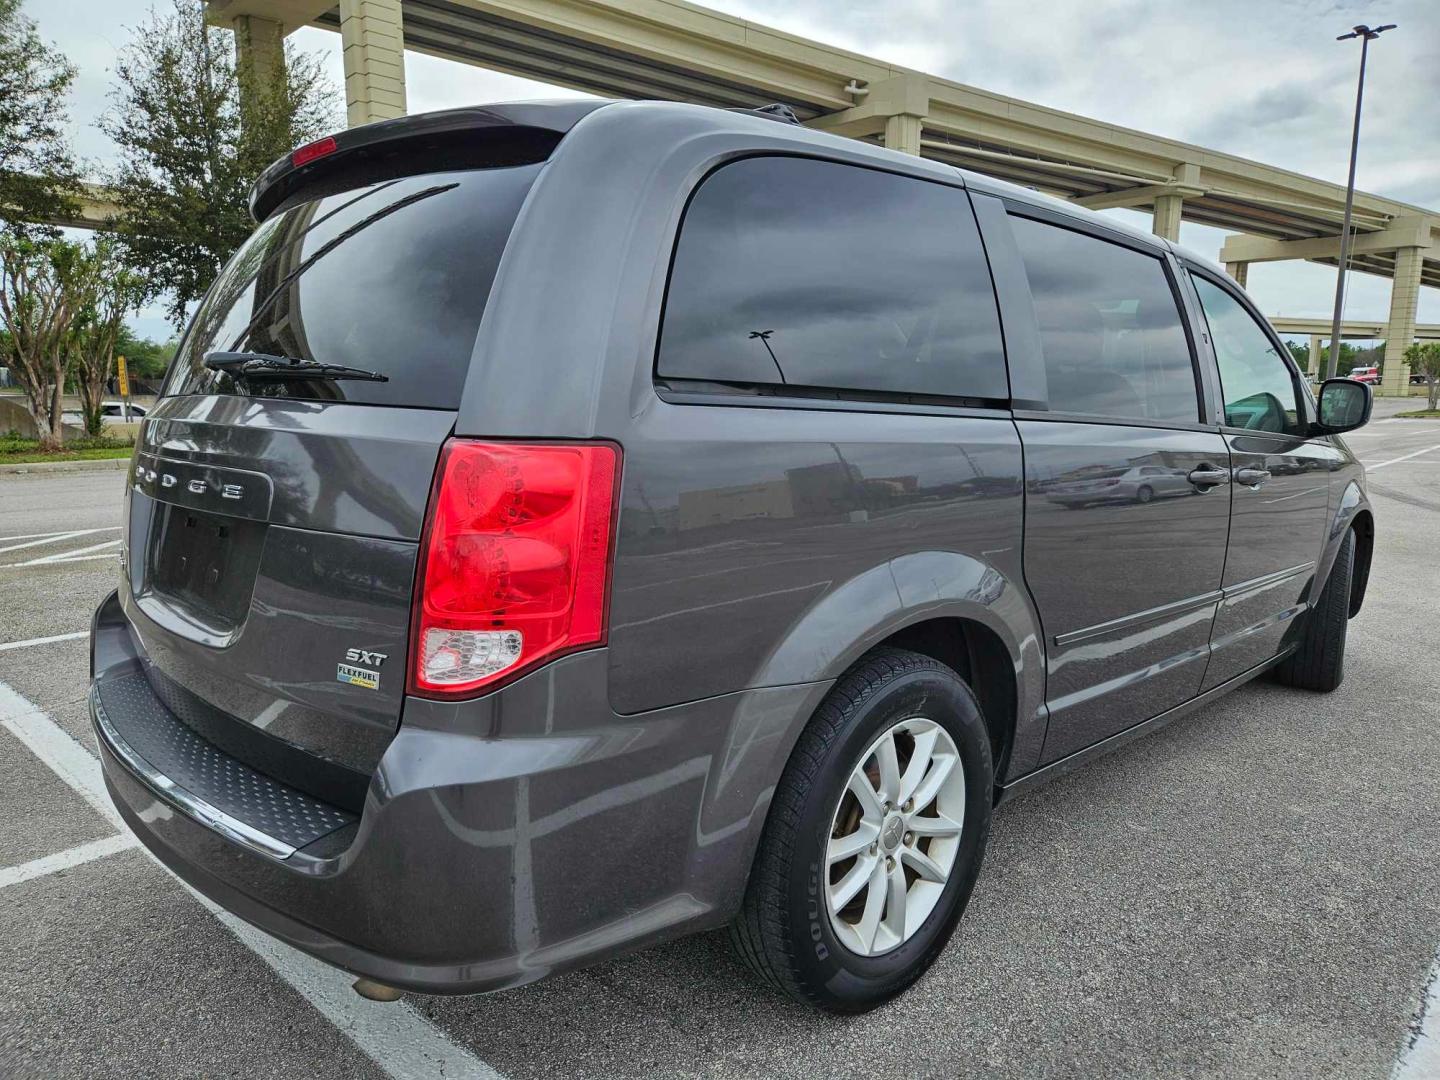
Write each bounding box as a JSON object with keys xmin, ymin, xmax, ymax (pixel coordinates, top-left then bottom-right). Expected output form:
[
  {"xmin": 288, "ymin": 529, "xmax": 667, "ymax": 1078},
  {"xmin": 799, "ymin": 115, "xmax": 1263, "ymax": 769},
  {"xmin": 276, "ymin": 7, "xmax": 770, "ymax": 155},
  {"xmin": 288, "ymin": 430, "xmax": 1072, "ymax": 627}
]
[{"xmin": 30, "ymin": 0, "xmax": 1440, "ymax": 341}]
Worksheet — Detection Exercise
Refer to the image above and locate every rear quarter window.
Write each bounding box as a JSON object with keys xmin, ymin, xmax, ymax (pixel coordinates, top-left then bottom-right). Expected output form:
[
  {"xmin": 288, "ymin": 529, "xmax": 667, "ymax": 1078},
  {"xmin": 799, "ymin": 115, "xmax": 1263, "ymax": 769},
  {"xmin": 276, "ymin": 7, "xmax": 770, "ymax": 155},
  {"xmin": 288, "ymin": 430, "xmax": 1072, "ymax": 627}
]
[
  {"xmin": 164, "ymin": 164, "xmax": 542, "ymax": 409},
  {"xmin": 656, "ymin": 155, "xmax": 1008, "ymax": 402}
]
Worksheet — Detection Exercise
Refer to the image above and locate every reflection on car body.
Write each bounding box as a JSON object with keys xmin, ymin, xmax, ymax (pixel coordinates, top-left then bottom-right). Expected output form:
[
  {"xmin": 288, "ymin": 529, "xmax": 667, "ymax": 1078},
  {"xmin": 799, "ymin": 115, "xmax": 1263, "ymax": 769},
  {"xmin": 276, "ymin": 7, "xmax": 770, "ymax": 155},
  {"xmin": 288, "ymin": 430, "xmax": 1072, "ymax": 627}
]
[{"xmin": 1046, "ymin": 463, "xmax": 1195, "ymax": 506}]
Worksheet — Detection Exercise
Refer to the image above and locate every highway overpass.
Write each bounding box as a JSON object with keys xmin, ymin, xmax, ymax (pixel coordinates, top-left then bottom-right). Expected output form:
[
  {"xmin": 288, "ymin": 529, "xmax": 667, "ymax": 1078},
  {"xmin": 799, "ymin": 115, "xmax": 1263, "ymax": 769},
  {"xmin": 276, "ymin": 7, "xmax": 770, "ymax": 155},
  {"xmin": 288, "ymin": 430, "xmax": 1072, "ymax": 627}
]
[
  {"xmin": 48, "ymin": 0, "xmax": 1440, "ymax": 395},
  {"xmin": 1268, "ymin": 316, "xmax": 1440, "ymax": 378}
]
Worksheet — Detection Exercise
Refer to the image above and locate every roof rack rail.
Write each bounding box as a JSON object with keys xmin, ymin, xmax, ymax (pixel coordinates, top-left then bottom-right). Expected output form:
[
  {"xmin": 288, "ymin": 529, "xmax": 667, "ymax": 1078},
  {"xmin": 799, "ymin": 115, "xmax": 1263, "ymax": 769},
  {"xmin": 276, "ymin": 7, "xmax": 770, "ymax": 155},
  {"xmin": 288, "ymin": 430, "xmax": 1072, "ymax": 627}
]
[{"xmin": 730, "ymin": 103, "xmax": 802, "ymax": 126}]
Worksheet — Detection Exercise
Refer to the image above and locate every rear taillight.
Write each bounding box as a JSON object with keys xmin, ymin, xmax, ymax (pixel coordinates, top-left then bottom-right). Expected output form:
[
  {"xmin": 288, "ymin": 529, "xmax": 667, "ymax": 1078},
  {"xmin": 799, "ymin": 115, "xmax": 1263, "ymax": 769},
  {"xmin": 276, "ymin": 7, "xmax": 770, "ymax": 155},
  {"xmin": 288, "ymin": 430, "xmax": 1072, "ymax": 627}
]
[{"xmin": 409, "ymin": 440, "xmax": 620, "ymax": 698}]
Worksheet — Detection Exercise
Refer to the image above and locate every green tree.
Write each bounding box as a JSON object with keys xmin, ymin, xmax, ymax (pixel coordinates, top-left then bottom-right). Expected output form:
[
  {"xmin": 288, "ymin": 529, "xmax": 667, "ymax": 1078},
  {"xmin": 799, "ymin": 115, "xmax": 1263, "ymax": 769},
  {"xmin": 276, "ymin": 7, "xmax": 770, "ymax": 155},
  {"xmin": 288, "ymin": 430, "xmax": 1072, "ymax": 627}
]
[
  {"xmin": 115, "ymin": 324, "xmax": 177, "ymax": 381},
  {"xmin": 0, "ymin": 235, "xmax": 86, "ymax": 446},
  {"xmin": 1285, "ymin": 340, "xmax": 1310, "ymax": 372},
  {"xmin": 69, "ymin": 237, "xmax": 148, "ymax": 435},
  {"xmin": 0, "ymin": 0, "xmax": 79, "ymax": 237},
  {"xmin": 101, "ymin": 0, "xmax": 336, "ymax": 325},
  {"xmin": 1405, "ymin": 342, "xmax": 1440, "ymax": 411}
]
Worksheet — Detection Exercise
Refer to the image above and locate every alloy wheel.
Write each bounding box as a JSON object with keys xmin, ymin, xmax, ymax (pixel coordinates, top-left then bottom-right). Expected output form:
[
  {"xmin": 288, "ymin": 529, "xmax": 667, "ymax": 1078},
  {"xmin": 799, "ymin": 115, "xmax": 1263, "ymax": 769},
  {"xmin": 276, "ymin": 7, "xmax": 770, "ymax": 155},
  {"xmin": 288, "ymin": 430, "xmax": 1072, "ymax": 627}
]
[{"xmin": 824, "ymin": 717, "xmax": 966, "ymax": 956}]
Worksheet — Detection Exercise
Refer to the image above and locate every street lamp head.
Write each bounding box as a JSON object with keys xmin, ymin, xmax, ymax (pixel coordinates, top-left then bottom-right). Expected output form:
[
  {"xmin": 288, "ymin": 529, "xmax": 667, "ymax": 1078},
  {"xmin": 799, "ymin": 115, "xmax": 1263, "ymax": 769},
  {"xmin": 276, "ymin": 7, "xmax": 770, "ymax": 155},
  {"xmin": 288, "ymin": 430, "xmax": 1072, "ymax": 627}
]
[{"xmin": 1337, "ymin": 23, "xmax": 1397, "ymax": 41}]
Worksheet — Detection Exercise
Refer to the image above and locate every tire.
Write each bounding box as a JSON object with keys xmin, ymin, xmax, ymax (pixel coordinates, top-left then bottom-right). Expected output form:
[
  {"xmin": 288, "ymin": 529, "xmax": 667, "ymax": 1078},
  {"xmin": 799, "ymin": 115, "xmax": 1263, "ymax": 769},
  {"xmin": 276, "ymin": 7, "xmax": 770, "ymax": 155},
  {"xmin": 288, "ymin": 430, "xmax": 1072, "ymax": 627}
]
[
  {"xmin": 1274, "ymin": 528, "xmax": 1354, "ymax": 692},
  {"xmin": 729, "ymin": 647, "xmax": 993, "ymax": 1013},
  {"xmin": 1136, "ymin": 485, "xmax": 1154, "ymax": 504}
]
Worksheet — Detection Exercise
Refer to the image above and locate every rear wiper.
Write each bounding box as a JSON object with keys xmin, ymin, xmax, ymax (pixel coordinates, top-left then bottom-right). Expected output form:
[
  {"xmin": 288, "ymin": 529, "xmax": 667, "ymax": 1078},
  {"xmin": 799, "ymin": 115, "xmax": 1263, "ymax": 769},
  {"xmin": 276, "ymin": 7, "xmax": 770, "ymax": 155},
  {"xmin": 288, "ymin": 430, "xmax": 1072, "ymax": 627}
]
[{"xmin": 203, "ymin": 351, "xmax": 389, "ymax": 383}]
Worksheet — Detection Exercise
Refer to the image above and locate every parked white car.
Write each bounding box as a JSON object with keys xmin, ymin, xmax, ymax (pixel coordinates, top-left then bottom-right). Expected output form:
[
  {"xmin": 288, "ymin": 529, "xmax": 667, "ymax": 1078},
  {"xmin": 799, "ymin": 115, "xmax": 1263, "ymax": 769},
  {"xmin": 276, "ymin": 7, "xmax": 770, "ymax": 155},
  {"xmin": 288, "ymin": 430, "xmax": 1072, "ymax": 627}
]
[{"xmin": 62, "ymin": 401, "xmax": 147, "ymax": 423}]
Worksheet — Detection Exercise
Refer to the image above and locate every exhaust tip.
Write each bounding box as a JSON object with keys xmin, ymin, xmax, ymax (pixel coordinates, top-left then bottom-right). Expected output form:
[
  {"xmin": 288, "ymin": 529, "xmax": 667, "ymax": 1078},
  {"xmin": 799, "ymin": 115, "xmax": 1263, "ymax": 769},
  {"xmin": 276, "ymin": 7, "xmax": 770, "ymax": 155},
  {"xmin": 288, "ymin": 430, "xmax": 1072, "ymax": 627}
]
[{"xmin": 352, "ymin": 977, "xmax": 404, "ymax": 1002}]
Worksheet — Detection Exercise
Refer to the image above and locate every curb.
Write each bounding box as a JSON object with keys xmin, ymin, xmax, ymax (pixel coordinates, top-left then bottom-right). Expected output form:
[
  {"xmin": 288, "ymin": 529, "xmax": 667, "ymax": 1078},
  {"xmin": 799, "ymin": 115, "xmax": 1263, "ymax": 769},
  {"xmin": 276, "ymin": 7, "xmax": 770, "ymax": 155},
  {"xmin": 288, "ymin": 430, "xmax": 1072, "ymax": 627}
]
[{"xmin": 0, "ymin": 457, "xmax": 131, "ymax": 476}]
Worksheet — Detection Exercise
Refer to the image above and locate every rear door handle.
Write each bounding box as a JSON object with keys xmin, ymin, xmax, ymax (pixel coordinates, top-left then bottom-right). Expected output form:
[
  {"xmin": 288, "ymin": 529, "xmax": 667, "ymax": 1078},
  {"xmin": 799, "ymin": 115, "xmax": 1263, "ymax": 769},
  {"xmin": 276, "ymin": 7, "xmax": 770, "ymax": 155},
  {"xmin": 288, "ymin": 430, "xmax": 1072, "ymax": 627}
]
[
  {"xmin": 1234, "ymin": 467, "xmax": 1271, "ymax": 488},
  {"xmin": 1187, "ymin": 466, "xmax": 1231, "ymax": 488}
]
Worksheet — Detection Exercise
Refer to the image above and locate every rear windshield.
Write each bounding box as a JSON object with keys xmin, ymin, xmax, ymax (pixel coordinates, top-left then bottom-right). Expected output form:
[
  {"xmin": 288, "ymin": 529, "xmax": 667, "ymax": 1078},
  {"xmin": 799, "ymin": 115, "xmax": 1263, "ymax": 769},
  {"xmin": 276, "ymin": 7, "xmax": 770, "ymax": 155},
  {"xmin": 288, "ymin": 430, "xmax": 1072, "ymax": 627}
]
[{"xmin": 163, "ymin": 164, "xmax": 542, "ymax": 409}]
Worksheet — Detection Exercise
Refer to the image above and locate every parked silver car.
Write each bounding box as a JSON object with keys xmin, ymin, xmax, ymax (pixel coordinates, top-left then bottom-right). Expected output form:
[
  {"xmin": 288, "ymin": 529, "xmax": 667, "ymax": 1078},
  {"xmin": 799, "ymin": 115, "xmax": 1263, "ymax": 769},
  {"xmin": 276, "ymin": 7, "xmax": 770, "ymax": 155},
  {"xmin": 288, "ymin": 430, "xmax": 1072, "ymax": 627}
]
[{"xmin": 1046, "ymin": 464, "xmax": 1195, "ymax": 506}]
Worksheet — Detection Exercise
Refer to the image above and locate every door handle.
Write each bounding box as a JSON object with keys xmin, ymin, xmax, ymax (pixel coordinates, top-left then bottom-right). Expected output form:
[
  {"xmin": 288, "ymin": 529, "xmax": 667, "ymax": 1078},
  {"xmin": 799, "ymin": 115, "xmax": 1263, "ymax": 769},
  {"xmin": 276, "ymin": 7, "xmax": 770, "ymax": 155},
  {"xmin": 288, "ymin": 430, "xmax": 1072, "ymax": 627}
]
[
  {"xmin": 1187, "ymin": 466, "xmax": 1231, "ymax": 488},
  {"xmin": 1234, "ymin": 467, "xmax": 1271, "ymax": 488}
]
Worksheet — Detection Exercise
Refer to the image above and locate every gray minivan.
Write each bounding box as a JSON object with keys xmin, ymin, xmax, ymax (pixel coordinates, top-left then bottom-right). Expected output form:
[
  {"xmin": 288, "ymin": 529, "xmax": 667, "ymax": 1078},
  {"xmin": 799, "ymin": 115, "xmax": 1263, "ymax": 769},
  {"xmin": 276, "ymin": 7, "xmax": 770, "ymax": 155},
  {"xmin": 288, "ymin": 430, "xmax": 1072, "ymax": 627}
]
[{"xmin": 89, "ymin": 99, "xmax": 1375, "ymax": 1014}]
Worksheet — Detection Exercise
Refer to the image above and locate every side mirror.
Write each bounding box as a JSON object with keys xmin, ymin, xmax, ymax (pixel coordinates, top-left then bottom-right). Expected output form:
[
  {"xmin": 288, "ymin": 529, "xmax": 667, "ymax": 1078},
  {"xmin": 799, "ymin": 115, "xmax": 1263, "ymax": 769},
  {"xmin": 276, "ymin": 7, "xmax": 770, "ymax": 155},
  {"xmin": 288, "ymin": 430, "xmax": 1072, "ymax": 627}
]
[{"xmin": 1312, "ymin": 377, "xmax": 1373, "ymax": 435}]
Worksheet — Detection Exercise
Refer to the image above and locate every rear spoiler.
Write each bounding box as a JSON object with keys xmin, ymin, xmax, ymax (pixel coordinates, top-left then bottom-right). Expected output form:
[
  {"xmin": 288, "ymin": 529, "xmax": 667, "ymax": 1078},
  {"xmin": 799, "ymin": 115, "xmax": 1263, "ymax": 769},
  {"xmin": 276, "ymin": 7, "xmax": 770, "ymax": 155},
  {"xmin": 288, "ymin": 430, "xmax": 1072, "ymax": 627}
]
[{"xmin": 249, "ymin": 100, "xmax": 610, "ymax": 222}]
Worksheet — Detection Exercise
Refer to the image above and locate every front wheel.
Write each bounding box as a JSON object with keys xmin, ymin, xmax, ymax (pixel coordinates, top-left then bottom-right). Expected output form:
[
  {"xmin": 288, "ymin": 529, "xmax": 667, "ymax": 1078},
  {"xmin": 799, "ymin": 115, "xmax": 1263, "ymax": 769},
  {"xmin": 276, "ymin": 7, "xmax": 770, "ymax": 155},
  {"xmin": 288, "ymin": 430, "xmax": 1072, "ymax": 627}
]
[{"xmin": 729, "ymin": 648, "xmax": 993, "ymax": 1013}]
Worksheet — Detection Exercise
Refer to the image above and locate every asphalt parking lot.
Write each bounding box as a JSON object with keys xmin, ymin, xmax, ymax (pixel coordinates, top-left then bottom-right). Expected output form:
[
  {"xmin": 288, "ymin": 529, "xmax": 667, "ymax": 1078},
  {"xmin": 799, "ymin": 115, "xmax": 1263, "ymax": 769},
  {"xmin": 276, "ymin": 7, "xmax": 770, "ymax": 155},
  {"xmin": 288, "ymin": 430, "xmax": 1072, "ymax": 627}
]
[{"xmin": 2, "ymin": 400, "xmax": 1438, "ymax": 1079}]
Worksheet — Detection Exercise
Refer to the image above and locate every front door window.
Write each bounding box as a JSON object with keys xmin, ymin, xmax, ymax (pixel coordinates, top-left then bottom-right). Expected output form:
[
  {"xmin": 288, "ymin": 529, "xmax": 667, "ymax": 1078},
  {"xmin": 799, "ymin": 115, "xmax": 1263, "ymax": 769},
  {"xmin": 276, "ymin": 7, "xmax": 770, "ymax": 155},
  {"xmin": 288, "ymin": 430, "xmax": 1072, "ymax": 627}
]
[{"xmin": 1191, "ymin": 275, "xmax": 1303, "ymax": 435}]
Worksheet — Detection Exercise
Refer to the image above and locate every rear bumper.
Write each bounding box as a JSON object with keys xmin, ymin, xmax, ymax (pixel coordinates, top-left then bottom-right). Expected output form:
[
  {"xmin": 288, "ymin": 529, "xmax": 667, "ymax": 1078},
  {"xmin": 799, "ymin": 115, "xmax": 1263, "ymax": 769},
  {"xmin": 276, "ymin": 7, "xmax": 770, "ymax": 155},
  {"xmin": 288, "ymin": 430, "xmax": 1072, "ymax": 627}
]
[{"xmin": 90, "ymin": 590, "xmax": 827, "ymax": 994}]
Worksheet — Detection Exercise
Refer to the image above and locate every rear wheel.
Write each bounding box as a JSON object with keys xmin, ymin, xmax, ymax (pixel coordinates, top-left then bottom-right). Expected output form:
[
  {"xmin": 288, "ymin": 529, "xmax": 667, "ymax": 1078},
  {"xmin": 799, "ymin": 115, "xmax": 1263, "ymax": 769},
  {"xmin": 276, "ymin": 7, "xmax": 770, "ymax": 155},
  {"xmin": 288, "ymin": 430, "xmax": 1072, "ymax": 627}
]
[
  {"xmin": 1136, "ymin": 484, "xmax": 1154, "ymax": 504},
  {"xmin": 1274, "ymin": 528, "xmax": 1354, "ymax": 692},
  {"xmin": 729, "ymin": 647, "xmax": 993, "ymax": 1013}
]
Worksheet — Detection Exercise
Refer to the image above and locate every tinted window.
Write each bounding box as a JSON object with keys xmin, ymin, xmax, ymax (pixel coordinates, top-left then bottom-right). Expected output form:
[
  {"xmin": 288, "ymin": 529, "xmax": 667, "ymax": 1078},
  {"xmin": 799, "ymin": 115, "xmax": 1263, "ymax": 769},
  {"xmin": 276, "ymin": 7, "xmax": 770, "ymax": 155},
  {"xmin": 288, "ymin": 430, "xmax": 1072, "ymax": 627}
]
[
  {"xmin": 164, "ymin": 164, "xmax": 542, "ymax": 409},
  {"xmin": 1011, "ymin": 215, "xmax": 1198, "ymax": 424},
  {"xmin": 1191, "ymin": 275, "xmax": 1301, "ymax": 435},
  {"xmin": 657, "ymin": 156, "xmax": 1007, "ymax": 400}
]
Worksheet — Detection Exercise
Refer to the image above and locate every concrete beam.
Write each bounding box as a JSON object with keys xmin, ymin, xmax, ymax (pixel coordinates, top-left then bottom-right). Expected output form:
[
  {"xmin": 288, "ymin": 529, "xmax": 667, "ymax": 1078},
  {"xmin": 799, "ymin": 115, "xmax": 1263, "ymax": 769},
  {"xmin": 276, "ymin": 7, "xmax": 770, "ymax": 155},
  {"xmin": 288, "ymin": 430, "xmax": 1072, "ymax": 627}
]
[
  {"xmin": 1226, "ymin": 262, "xmax": 1248, "ymax": 288},
  {"xmin": 807, "ymin": 73, "xmax": 928, "ymax": 139},
  {"xmin": 1267, "ymin": 315, "xmax": 1440, "ymax": 341},
  {"xmin": 204, "ymin": 0, "xmax": 331, "ymax": 29},
  {"xmin": 24, "ymin": 182, "xmax": 123, "ymax": 231},
  {"xmin": 339, "ymin": 0, "xmax": 408, "ymax": 126},
  {"xmin": 1219, "ymin": 216, "xmax": 1436, "ymax": 266},
  {"xmin": 1075, "ymin": 164, "xmax": 1204, "ymax": 241},
  {"xmin": 1074, "ymin": 184, "xmax": 1178, "ymax": 211}
]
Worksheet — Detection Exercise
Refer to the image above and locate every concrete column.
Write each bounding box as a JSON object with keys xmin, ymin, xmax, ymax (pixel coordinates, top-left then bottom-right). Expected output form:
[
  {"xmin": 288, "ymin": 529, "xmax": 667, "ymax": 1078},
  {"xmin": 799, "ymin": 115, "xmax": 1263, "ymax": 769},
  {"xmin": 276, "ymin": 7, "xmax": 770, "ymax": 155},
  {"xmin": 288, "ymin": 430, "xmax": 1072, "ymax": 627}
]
[
  {"xmin": 1225, "ymin": 261, "xmax": 1249, "ymax": 288},
  {"xmin": 339, "ymin": 0, "xmax": 407, "ymax": 127},
  {"xmin": 1377, "ymin": 245, "xmax": 1423, "ymax": 397},
  {"xmin": 1309, "ymin": 335, "xmax": 1324, "ymax": 378},
  {"xmin": 1152, "ymin": 193, "xmax": 1183, "ymax": 242},
  {"xmin": 233, "ymin": 14, "xmax": 286, "ymax": 108},
  {"xmin": 882, "ymin": 113, "xmax": 923, "ymax": 156}
]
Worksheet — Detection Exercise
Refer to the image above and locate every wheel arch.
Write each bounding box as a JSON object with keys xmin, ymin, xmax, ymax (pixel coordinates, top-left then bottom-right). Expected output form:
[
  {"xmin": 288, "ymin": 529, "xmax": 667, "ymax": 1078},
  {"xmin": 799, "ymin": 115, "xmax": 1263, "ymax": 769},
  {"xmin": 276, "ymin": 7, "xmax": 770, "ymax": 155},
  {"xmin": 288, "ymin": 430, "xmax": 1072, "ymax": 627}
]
[
  {"xmin": 1348, "ymin": 508, "xmax": 1374, "ymax": 617},
  {"xmin": 1318, "ymin": 480, "xmax": 1372, "ymax": 616},
  {"xmin": 880, "ymin": 618, "xmax": 1019, "ymax": 784},
  {"xmin": 750, "ymin": 551, "xmax": 1047, "ymax": 786}
]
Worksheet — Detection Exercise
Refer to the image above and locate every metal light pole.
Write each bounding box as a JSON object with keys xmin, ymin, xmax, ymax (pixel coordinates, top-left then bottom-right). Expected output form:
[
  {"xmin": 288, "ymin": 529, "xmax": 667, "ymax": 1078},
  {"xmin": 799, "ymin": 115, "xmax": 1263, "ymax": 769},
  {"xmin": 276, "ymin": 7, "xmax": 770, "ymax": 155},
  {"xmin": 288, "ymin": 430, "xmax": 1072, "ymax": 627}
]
[{"xmin": 1325, "ymin": 22, "xmax": 1396, "ymax": 381}]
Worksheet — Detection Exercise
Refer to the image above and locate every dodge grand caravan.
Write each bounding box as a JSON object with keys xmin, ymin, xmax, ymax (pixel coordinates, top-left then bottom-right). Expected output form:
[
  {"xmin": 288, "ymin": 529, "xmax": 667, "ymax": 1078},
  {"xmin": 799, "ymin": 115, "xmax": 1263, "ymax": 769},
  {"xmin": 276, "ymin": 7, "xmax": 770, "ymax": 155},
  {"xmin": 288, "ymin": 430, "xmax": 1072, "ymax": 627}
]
[{"xmin": 90, "ymin": 99, "xmax": 1376, "ymax": 1014}]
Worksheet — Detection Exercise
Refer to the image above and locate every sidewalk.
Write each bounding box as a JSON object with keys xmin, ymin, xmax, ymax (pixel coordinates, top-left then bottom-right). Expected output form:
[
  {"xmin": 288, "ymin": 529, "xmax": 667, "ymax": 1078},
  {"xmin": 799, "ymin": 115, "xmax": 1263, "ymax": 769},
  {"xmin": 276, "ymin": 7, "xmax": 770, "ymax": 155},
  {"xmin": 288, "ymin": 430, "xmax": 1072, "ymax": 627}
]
[{"xmin": 0, "ymin": 457, "xmax": 131, "ymax": 476}]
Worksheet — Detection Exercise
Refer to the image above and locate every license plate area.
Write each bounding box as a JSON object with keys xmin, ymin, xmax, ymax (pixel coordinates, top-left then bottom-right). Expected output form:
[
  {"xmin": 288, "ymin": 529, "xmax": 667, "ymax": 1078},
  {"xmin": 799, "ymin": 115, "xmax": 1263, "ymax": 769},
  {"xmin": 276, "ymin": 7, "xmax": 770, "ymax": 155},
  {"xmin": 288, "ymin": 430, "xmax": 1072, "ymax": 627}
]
[{"xmin": 143, "ymin": 504, "xmax": 264, "ymax": 635}]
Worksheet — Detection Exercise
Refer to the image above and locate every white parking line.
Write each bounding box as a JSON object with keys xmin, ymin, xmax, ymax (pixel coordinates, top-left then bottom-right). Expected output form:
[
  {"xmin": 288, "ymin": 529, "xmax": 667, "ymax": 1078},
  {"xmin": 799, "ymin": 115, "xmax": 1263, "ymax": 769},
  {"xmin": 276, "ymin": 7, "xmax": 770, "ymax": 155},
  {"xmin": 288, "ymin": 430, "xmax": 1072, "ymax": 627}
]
[
  {"xmin": 0, "ymin": 530, "xmax": 93, "ymax": 556},
  {"xmin": 21, "ymin": 551, "xmax": 122, "ymax": 566},
  {"xmin": 1, "ymin": 686, "xmax": 122, "ymax": 828},
  {"xmin": 0, "ymin": 532, "xmax": 118, "ymax": 550},
  {"xmin": 0, "ymin": 631, "xmax": 89, "ymax": 653},
  {"xmin": 0, "ymin": 834, "xmax": 137, "ymax": 890},
  {"xmin": 13, "ymin": 538, "xmax": 122, "ymax": 567},
  {"xmin": 1364, "ymin": 444, "xmax": 1440, "ymax": 471},
  {"xmin": 1395, "ymin": 950, "xmax": 1440, "ymax": 1079},
  {"xmin": 0, "ymin": 680, "xmax": 503, "ymax": 1080}
]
